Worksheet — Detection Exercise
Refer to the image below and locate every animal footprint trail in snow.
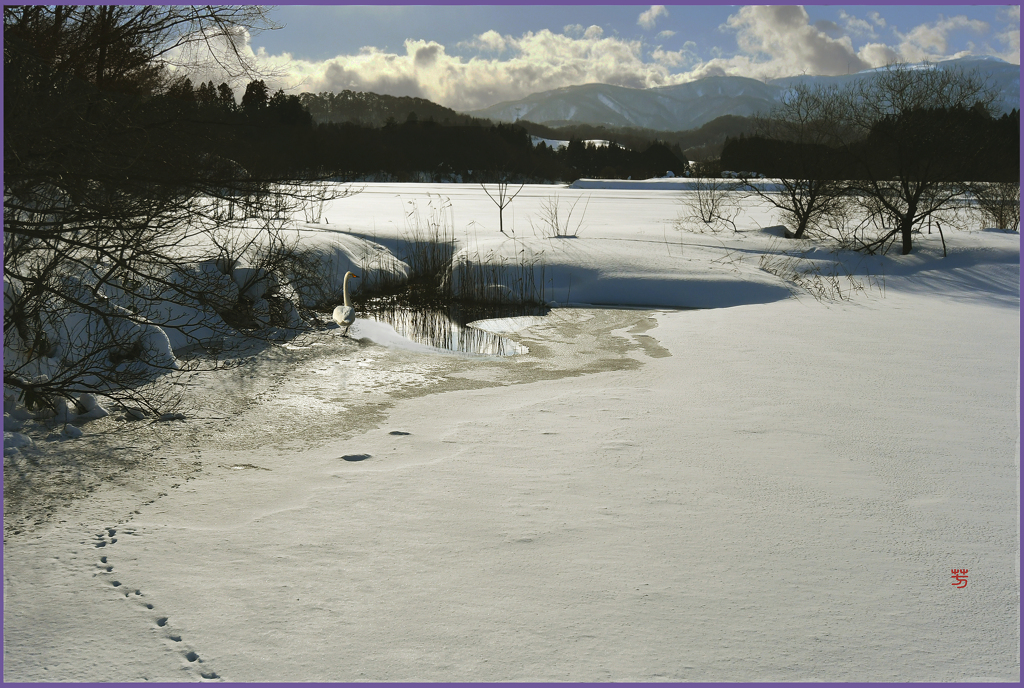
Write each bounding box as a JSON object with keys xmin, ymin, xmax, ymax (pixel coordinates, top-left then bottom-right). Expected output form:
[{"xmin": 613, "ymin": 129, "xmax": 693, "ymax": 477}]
[
  {"xmin": 93, "ymin": 527, "xmax": 117, "ymax": 547},
  {"xmin": 86, "ymin": 522, "xmax": 223, "ymax": 681}
]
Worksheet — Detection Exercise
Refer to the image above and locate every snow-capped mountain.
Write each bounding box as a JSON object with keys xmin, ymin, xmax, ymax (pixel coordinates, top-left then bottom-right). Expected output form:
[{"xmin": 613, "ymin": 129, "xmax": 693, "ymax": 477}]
[{"xmin": 468, "ymin": 56, "xmax": 1020, "ymax": 131}]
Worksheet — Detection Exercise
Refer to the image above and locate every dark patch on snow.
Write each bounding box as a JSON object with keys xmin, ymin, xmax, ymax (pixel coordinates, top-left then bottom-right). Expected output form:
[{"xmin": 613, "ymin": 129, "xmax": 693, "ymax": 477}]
[
  {"xmin": 341, "ymin": 453, "xmax": 372, "ymax": 462},
  {"xmin": 760, "ymin": 225, "xmax": 789, "ymax": 237}
]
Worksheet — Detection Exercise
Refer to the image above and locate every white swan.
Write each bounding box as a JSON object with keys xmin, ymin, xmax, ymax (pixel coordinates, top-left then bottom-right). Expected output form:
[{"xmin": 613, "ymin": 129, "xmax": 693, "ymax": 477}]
[{"xmin": 332, "ymin": 271, "xmax": 359, "ymax": 336}]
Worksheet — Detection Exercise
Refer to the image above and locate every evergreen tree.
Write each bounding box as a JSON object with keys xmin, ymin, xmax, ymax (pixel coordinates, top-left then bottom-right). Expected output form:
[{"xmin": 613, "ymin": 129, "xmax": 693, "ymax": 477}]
[{"xmin": 241, "ymin": 79, "xmax": 269, "ymax": 111}]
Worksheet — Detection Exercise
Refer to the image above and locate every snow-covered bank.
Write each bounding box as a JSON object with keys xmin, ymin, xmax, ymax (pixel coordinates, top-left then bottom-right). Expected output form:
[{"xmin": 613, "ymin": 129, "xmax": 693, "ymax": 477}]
[{"xmin": 3, "ymin": 183, "xmax": 1019, "ymax": 681}]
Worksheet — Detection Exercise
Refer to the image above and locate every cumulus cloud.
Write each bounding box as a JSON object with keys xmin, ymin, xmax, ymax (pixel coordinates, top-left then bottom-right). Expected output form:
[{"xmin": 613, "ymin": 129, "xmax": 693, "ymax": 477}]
[
  {"xmin": 856, "ymin": 42, "xmax": 899, "ymax": 67},
  {"xmin": 638, "ymin": 6, "xmax": 669, "ymax": 31},
  {"xmin": 894, "ymin": 15, "xmax": 988, "ymax": 63},
  {"xmin": 695, "ymin": 6, "xmax": 870, "ymax": 80},
  {"xmin": 681, "ymin": 6, "xmax": 1006, "ymax": 81},
  {"xmin": 651, "ymin": 40, "xmax": 699, "ymax": 69},
  {"xmin": 462, "ymin": 30, "xmax": 507, "ymax": 54},
  {"xmin": 563, "ymin": 24, "xmax": 604, "ymax": 40},
  {"xmin": 838, "ymin": 10, "xmax": 876, "ymax": 38},
  {"xmin": 993, "ymin": 7, "xmax": 1020, "ymax": 62},
  {"xmin": 188, "ymin": 6, "xmax": 1016, "ymax": 113},
  {"xmin": 413, "ymin": 42, "xmax": 442, "ymax": 68},
  {"xmin": 248, "ymin": 28, "xmax": 687, "ymax": 111},
  {"xmin": 813, "ymin": 20, "xmax": 843, "ymax": 38}
]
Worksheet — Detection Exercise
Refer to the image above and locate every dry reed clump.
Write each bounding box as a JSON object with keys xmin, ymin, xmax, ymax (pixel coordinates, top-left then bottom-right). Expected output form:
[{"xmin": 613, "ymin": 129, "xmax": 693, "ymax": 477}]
[
  {"xmin": 398, "ymin": 195, "xmax": 456, "ymax": 292},
  {"xmin": 395, "ymin": 195, "xmax": 550, "ymax": 306},
  {"xmin": 758, "ymin": 239, "xmax": 885, "ymax": 302},
  {"xmin": 447, "ymin": 247, "xmax": 549, "ymax": 305}
]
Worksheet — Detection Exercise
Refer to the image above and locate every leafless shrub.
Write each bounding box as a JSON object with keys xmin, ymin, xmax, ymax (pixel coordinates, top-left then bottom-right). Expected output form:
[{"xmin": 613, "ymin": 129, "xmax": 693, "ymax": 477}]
[
  {"xmin": 530, "ymin": 194, "xmax": 590, "ymax": 238},
  {"xmin": 297, "ymin": 181, "xmax": 352, "ymax": 224},
  {"xmin": 677, "ymin": 177, "xmax": 741, "ymax": 234},
  {"xmin": 974, "ymin": 182, "xmax": 1020, "ymax": 231}
]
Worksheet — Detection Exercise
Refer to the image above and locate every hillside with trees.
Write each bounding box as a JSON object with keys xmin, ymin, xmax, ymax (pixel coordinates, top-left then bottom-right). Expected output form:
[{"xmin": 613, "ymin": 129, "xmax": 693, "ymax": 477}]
[
  {"xmin": 718, "ymin": 66, "xmax": 1020, "ymax": 253},
  {"xmin": 298, "ymin": 90, "xmax": 482, "ymax": 127},
  {"xmin": 204, "ymin": 92, "xmax": 691, "ymax": 183}
]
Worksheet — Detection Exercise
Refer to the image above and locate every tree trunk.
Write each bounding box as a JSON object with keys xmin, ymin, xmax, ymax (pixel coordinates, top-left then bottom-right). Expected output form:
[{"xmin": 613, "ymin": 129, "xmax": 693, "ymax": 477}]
[
  {"xmin": 900, "ymin": 215, "xmax": 914, "ymax": 254},
  {"xmin": 794, "ymin": 215, "xmax": 808, "ymax": 239}
]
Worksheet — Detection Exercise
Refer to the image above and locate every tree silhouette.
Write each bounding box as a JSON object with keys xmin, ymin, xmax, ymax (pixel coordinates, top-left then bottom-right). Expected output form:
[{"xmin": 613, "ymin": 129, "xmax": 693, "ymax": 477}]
[
  {"xmin": 3, "ymin": 5, "xmax": 350, "ymax": 413},
  {"xmin": 839, "ymin": 62, "xmax": 998, "ymax": 254},
  {"xmin": 241, "ymin": 79, "xmax": 269, "ymax": 111},
  {"xmin": 727, "ymin": 84, "xmax": 850, "ymax": 239}
]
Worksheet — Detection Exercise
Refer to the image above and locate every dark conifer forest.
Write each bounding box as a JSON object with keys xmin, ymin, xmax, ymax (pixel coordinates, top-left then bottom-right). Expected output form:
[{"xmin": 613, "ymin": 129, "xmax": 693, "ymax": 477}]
[
  {"xmin": 721, "ymin": 107, "xmax": 1019, "ymax": 182},
  {"xmin": 212, "ymin": 84, "xmax": 691, "ymax": 182}
]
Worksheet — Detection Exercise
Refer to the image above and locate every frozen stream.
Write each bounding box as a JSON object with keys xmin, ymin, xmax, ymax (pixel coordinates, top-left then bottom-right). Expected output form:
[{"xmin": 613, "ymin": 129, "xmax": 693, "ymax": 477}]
[
  {"xmin": 3, "ymin": 307, "xmax": 666, "ymax": 538},
  {"xmin": 4, "ymin": 306, "xmax": 682, "ymax": 682}
]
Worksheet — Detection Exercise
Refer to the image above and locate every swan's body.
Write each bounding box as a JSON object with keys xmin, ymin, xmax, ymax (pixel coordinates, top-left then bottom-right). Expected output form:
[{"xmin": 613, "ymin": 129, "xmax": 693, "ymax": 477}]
[{"xmin": 332, "ymin": 271, "xmax": 359, "ymax": 336}]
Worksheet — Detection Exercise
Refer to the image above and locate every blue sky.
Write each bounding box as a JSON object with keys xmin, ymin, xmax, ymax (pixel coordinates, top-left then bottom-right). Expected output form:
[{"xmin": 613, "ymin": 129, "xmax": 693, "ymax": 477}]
[{"xmin": 212, "ymin": 5, "xmax": 1020, "ymax": 111}]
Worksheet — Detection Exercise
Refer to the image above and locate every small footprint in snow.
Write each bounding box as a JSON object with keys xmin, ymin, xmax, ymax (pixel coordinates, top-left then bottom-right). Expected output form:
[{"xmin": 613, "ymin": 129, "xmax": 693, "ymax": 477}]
[
  {"xmin": 341, "ymin": 453, "xmax": 371, "ymax": 462},
  {"xmin": 93, "ymin": 530, "xmax": 117, "ymax": 547}
]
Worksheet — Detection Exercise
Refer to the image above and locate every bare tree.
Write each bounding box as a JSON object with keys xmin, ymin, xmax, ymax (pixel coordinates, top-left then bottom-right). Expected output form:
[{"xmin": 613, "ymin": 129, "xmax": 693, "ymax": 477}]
[
  {"xmin": 738, "ymin": 84, "xmax": 849, "ymax": 239},
  {"xmin": 3, "ymin": 6, "xmax": 349, "ymax": 414},
  {"xmin": 678, "ymin": 160, "xmax": 740, "ymax": 234},
  {"xmin": 481, "ymin": 176, "xmax": 525, "ymax": 236},
  {"xmin": 5, "ymin": 5, "xmax": 276, "ymax": 81},
  {"xmin": 837, "ymin": 62, "xmax": 997, "ymax": 254}
]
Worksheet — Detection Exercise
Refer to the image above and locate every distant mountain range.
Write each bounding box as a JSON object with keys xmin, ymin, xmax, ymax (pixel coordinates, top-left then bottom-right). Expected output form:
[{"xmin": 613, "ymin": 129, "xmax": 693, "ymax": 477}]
[{"xmin": 466, "ymin": 56, "xmax": 1020, "ymax": 132}]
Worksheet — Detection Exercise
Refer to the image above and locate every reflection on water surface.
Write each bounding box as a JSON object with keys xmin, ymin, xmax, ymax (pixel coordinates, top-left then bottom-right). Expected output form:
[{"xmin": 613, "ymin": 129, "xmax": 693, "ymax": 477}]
[{"xmin": 358, "ymin": 297, "xmax": 549, "ymax": 356}]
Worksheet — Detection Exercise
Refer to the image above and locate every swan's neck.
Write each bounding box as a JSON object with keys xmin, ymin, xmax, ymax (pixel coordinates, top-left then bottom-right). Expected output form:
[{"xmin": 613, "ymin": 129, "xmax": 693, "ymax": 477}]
[{"xmin": 343, "ymin": 272, "xmax": 352, "ymax": 307}]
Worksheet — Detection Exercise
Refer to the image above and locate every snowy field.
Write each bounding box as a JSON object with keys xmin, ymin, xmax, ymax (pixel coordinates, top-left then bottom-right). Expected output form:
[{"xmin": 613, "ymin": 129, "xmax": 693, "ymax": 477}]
[{"xmin": 3, "ymin": 182, "xmax": 1019, "ymax": 681}]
